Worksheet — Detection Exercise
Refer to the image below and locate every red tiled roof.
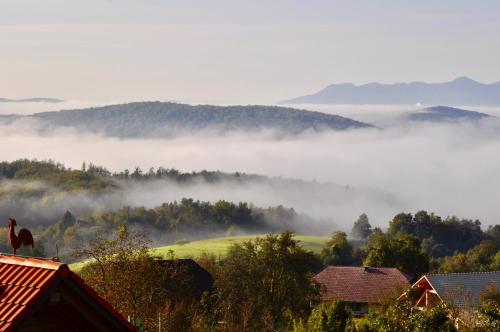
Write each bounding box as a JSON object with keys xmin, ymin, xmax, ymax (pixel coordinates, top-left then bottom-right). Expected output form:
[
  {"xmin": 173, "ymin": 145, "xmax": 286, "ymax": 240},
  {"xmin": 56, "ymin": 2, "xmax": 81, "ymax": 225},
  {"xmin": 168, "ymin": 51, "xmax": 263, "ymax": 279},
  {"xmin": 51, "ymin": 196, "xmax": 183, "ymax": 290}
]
[
  {"xmin": 314, "ymin": 266, "xmax": 411, "ymax": 304},
  {"xmin": 0, "ymin": 255, "xmax": 136, "ymax": 332}
]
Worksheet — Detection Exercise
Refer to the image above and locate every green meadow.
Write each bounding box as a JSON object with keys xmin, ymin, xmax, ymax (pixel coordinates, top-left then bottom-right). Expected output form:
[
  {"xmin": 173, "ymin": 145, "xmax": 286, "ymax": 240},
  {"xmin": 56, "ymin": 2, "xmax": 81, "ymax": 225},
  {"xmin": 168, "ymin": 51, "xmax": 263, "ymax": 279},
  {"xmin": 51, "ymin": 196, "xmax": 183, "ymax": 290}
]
[{"xmin": 70, "ymin": 234, "xmax": 328, "ymax": 271}]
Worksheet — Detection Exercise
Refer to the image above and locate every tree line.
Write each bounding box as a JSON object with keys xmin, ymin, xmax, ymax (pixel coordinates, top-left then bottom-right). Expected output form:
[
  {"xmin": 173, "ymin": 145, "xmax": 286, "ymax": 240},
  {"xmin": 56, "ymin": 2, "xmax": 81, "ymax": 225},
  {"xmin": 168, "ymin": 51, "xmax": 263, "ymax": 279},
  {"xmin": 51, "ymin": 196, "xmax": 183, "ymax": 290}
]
[{"xmin": 0, "ymin": 159, "xmax": 265, "ymax": 189}]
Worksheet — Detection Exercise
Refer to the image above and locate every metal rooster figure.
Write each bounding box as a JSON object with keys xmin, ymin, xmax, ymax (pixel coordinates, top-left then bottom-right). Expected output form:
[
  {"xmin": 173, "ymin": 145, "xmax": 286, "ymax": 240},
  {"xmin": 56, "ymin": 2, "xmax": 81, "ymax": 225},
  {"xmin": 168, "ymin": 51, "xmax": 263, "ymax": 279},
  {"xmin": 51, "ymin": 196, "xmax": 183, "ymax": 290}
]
[{"xmin": 7, "ymin": 218, "xmax": 34, "ymax": 255}]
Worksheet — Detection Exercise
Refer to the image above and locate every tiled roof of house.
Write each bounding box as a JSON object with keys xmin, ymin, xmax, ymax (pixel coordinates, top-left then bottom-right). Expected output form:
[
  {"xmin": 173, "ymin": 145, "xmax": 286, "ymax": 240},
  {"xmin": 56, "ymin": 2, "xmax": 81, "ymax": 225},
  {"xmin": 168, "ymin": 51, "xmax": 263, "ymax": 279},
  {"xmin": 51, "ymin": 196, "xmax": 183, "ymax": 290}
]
[
  {"xmin": 0, "ymin": 255, "xmax": 136, "ymax": 332},
  {"xmin": 314, "ymin": 266, "xmax": 411, "ymax": 304},
  {"xmin": 424, "ymin": 271, "xmax": 500, "ymax": 307}
]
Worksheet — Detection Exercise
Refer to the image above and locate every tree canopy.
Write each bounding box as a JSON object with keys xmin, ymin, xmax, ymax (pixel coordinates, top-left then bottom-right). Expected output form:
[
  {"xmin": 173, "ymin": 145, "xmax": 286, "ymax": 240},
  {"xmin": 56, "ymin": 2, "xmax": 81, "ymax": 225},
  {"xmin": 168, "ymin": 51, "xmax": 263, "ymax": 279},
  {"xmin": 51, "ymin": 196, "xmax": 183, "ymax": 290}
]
[
  {"xmin": 321, "ymin": 231, "xmax": 356, "ymax": 266},
  {"xmin": 387, "ymin": 211, "xmax": 483, "ymax": 257},
  {"xmin": 363, "ymin": 233, "xmax": 430, "ymax": 277},
  {"xmin": 351, "ymin": 213, "xmax": 372, "ymax": 240},
  {"xmin": 214, "ymin": 232, "xmax": 321, "ymax": 330}
]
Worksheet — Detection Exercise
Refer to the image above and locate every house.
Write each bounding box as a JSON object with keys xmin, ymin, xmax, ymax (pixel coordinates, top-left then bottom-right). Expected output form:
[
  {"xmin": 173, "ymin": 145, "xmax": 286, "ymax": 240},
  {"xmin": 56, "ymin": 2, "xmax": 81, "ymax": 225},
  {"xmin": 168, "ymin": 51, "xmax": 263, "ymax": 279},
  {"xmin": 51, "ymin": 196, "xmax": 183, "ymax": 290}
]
[
  {"xmin": 154, "ymin": 258, "xmax": 214, "ymax": 298},
  {"xmin": 0, "ymin": 255, "xmax": 136, "ymax": 332},
  {"xmin": 314, "ymin": 266, "xmax": 411, "ymax": 316},
  {"xmin": 399, "ymin": 271, "xmax": 500, "ymax": 310}
]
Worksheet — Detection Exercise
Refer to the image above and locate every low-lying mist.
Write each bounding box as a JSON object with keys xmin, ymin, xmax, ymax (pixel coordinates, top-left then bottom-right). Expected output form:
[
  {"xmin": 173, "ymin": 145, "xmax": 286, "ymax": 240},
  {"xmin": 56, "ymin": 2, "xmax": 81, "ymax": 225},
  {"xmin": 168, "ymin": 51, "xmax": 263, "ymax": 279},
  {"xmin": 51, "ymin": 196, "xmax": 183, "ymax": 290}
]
[
  {"xmin": 0, "ymin": 175, "xmax": 398, "ymax": 235},
  {"xmin": 1, "ymin": 107, "xmax": 500, "ymax": 229}
]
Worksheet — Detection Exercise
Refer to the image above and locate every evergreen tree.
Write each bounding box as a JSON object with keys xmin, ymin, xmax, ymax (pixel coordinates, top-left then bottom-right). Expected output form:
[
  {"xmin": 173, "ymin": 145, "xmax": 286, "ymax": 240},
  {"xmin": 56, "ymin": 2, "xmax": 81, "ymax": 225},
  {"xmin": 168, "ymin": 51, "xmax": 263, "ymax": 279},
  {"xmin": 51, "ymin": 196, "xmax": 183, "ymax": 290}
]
[{"xmin": 351, "ymin": 213, "xmax": 372, "ymax": 240}]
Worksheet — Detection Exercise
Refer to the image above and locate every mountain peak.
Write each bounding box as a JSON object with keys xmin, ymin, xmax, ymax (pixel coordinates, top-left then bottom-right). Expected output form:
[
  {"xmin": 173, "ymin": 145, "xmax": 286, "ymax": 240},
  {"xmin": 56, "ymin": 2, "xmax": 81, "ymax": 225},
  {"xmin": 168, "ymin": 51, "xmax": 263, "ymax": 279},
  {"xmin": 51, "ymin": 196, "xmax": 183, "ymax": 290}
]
[{"xmin": 451, "ymin": 76, "xmax": 478, "ymax": 84}]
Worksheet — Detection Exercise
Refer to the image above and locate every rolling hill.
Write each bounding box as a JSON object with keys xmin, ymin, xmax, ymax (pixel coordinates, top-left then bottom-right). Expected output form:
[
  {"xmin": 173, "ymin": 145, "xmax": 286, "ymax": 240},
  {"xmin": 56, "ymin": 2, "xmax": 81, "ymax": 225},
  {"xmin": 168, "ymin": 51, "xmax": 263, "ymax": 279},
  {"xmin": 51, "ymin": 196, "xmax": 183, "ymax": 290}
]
[
  {"xmin": 30, "ymin": 102, "xmax": 373, "ymax": 137},
  {"xmin": 406, "ymin": 106, "xmax": 492, "ymax": 122},
  {"xmin": 281, "ymin": 77, "xmax": 500, "ymax": 106},
  {"xmin": 151, "ymin": 234, "xmax": 328, "ymax": 258}
]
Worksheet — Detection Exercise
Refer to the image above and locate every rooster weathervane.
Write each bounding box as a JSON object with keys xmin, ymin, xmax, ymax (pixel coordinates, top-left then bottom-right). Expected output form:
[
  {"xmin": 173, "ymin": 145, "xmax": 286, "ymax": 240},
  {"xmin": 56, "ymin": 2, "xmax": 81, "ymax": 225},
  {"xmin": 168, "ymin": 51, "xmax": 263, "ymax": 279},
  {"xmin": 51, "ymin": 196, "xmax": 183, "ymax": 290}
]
[{"xmin": 7, "ymin": 218, "xmax": 34, "ymax": 255}]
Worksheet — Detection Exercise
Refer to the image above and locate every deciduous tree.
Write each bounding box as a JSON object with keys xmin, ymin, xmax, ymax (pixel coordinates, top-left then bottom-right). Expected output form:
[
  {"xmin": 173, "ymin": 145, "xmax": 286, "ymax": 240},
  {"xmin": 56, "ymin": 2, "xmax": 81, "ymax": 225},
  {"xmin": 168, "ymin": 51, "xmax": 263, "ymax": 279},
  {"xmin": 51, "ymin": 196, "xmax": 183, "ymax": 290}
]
[{"xmin": 215, "ymin": 232, "xmax": 320, "ymax": 331}]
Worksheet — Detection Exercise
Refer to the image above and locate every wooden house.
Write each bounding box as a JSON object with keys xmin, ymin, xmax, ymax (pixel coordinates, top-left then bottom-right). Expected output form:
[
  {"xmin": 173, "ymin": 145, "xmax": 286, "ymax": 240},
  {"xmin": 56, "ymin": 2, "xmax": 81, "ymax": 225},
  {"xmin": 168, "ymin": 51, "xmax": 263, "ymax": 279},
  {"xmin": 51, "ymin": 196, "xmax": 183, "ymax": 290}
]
[{"xmin": 399, "ymin": 271, "xmax": 500, "ymax": 310}]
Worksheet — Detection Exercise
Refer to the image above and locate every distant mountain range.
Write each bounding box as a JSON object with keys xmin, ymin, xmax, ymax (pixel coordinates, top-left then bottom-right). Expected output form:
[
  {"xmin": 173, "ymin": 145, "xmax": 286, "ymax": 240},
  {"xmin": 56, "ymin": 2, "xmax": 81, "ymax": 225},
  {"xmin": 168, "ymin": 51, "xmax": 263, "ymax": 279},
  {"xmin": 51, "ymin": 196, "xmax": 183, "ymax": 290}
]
[
  {"xmin": 0, "ymin": 97, "xmax": 64, "ymax": 103},
  {"xmin": 281, "ymin": 77, "xmax": 500, "ymax": 106},
  {"xmin": 2, "ymin": 102, "xmax": 373, "ymax": 137},
  {"xmin": 406, "ymin": 106, "xmax": 492, "ymax": 122}
]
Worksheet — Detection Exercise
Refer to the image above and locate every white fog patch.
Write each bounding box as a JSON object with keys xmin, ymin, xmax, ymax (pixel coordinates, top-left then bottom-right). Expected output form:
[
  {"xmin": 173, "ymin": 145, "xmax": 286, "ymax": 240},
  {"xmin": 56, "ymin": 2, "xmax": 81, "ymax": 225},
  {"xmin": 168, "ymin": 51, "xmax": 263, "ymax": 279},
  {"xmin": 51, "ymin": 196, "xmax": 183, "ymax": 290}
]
[{"xmin": 0, "ymin": 179, "xmax": 125, "ymax": 226}]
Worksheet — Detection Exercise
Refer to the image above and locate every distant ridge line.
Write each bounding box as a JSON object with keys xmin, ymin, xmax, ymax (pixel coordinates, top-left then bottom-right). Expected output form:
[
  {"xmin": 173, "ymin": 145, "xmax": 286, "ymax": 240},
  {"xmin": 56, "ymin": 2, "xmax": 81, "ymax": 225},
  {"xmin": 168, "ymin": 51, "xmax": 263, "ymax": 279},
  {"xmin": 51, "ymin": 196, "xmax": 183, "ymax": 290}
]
[
  {"xmin": 0, "ymin": 97, "xmax": 64, "ymax": 103},
  {"xmin": 281, "ymin": 77, "xmax": 500, "ymax": 106}
]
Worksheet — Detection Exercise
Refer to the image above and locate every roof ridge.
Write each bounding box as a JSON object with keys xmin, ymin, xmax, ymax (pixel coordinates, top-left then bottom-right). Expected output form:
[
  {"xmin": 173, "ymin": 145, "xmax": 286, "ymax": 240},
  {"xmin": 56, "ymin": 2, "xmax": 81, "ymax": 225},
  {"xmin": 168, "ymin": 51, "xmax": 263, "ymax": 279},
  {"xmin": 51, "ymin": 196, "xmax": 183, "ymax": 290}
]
[
  {"xmin": 0, "ymin": 255, "xmax": 65, "ymax": 270},
  {"xmin": 326, "ymin": 266, "xmax": 400, "ymax": 270},
  {"xmin": 427, "ymin": 271, "xmax": 500, "ymax": 276}
]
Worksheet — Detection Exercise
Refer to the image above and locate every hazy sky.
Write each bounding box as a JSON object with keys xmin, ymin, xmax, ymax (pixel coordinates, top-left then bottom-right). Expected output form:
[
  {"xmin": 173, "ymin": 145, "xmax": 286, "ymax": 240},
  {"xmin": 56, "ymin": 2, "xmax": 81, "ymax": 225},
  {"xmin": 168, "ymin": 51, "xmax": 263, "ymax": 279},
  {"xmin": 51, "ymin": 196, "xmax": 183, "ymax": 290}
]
[{"xmin": 1, "ymin": 0, "xmax": 500, "ymax": 103}]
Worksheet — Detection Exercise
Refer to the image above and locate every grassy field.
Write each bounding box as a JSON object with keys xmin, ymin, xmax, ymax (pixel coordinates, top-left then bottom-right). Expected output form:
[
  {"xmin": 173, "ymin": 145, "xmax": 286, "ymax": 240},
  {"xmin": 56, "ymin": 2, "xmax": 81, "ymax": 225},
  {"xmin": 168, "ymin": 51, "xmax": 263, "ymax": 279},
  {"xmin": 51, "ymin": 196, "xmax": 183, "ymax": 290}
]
[
  {"xmin": 152, "ymin": 234, "xmax": 328, "ymax": 258},
  {"xmin": 69, "ymin": 234, "xmax": 328, "ymax": 271}
]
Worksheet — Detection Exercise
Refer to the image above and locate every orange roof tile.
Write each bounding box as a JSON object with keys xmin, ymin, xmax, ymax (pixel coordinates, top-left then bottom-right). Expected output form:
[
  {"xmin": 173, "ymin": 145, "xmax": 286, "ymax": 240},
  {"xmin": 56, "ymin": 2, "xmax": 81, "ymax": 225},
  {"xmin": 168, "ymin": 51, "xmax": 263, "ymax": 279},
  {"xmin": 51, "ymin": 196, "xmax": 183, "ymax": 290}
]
[
  {"xmin": 0, "ymin": 255, "xmax": 136, "ymax": 332},
  {"xmin": 314, "ymin": 266, "xmax": 411, "ymax": 304}
]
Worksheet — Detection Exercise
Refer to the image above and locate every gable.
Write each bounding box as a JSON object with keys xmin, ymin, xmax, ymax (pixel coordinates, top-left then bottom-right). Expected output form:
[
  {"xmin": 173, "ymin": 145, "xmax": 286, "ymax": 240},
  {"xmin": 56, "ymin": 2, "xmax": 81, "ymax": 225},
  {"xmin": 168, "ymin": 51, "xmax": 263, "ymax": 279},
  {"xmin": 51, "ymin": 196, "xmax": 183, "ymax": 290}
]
[{"xmin": 18, "ymin": 278, "xmax": 131, "ymax": 332}]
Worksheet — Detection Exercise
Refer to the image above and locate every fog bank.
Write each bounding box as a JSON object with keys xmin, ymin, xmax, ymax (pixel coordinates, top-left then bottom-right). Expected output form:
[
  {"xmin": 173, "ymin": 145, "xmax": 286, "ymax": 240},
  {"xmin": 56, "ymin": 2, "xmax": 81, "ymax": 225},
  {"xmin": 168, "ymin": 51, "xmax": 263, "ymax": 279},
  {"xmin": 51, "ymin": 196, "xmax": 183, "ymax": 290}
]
[{"xmin": 1, "ymin": 110, "xmax": 500, "ymax": 227}]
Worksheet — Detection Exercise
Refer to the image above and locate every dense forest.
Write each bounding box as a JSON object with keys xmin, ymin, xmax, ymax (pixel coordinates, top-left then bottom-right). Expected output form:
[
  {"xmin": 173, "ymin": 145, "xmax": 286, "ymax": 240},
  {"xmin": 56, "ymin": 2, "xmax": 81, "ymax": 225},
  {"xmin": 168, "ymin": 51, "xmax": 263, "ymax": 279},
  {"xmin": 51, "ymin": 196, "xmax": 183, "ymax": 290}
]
[{"xmin": 329, "ymin": 212, "xmax": 499, "ymax": 276}]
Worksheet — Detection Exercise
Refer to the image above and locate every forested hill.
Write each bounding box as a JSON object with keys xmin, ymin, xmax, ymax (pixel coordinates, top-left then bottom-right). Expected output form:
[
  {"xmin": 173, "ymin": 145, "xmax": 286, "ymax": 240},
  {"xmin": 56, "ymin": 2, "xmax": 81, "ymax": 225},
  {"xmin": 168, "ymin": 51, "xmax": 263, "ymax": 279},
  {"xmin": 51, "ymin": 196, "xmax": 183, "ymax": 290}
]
[
  {"xmin": 31, "ymin": 102, "xmax": 373, "ymax": 137},
  {"xmin": 406, "ymin": 105, "xmax": 492, "ymax": 122},
  {"xmin": 0, "ymin": 159, "xmax": 397, "ymax": 233},
  {"xmin": 0, "ymin": 159, "xmax": 267, "ymax": 191}
]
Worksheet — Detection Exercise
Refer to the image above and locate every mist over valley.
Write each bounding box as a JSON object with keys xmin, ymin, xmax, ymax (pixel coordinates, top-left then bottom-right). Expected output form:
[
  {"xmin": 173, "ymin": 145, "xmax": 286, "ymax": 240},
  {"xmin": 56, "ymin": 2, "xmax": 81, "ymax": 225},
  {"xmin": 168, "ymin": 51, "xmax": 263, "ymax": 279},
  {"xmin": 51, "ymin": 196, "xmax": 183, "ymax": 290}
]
[{"xmin": 1, "ymin": 102, "xmax": 500, "ymax": 234}]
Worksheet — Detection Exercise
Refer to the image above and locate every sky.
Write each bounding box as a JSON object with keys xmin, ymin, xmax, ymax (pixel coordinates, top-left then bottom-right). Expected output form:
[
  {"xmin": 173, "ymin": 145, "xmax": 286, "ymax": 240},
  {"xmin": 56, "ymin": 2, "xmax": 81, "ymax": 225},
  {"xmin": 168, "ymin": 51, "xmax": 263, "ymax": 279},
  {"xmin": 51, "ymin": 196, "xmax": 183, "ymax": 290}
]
[{"xmin": 1, "ymin": 0, "xmax": 500, "ymax": 103}]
